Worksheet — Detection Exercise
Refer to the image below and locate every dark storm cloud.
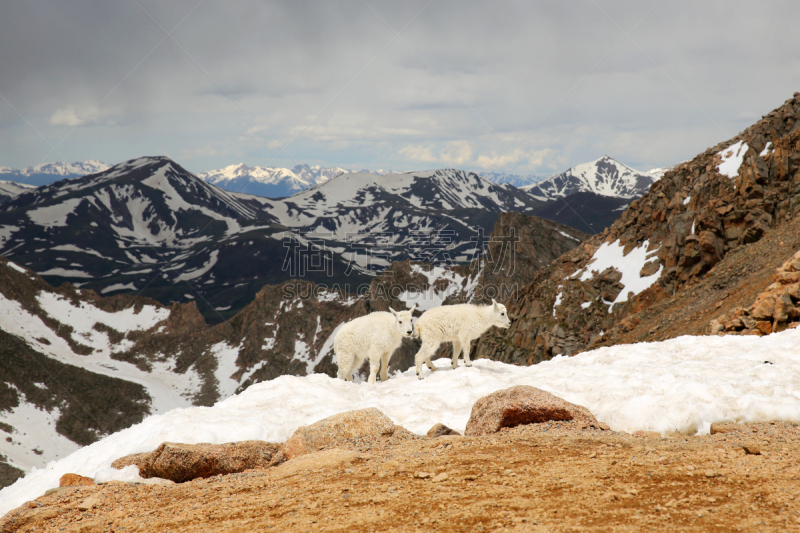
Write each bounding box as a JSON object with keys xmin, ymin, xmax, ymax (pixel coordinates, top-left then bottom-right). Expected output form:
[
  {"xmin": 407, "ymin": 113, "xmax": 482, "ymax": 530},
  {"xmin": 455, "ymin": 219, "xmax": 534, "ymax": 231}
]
[{"xmin": 1, "ymin": 0, "xmax": 799, "ymax": 174}]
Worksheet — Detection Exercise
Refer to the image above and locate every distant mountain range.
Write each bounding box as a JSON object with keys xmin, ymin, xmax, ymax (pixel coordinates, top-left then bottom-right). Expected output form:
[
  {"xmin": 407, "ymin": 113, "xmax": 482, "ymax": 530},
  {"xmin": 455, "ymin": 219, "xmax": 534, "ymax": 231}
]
[
  {"xmin": 0, "ymin": 157, "xmax": 546, "ymax": 322},
  {"xmin": 197, "ymin": 163, "xmax": 354, "ymax": 198},
  {"xmin": 0, "ymin": 160, "xmax": 110, "ymax": 187},
  {"xmin": 197, "ymin": 165, "xmax": 551, "ymax": 198}
]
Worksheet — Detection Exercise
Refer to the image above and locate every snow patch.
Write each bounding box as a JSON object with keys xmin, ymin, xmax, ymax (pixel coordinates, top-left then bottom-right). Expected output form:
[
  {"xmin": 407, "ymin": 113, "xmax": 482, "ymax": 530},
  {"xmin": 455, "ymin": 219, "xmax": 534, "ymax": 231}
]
[
  {"xmin": 577, "ymin": 240, "xmax": 662, "ymax": 306},
  {"xmin": 717, "ymin": 141, "xmax": 749, "ymax": 179}
]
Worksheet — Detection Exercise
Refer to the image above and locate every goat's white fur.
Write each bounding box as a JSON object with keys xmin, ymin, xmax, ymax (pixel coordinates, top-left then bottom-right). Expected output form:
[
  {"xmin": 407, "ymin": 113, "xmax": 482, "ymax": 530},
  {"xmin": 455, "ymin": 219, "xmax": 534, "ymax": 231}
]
[
  {"xmin": 335, "ymin": 305, "xmax": 416, "ymax": 383},
  {"xmin": 412, "ymin": 299, "xmax": 511, "ymax": 379}
]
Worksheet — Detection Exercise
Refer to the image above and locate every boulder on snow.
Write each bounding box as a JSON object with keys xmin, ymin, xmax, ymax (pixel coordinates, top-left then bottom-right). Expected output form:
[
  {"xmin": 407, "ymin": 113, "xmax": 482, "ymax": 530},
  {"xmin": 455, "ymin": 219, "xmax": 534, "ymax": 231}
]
[
  {"xmin": 59, "ymin": 473, "xmax": 95, "ymax": 487},
  {"xmin": 427, "ymin": 423, "xmax": 461, "ymax": 438},
  {"xmin": 111, "ymin": 441, "xmax": 285, "ymax": 483},
  {"xmin": 464, "ymin": 385, "xmax": 600, "ymax": 437},
  {"xmin": 284, "ymin": 408, "xmax": 395, "ymax": 459}
]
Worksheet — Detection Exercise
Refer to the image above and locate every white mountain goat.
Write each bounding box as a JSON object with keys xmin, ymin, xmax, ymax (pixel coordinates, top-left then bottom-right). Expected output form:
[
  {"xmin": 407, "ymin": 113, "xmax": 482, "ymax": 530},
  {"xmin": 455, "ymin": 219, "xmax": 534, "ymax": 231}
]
[
  {"xmin": 335, "ymin": 305, "xmax": 417, "ymax": 383},
  {"xmin": 412, "ymin": 299, "xmax": 511, "ymax": 379}
]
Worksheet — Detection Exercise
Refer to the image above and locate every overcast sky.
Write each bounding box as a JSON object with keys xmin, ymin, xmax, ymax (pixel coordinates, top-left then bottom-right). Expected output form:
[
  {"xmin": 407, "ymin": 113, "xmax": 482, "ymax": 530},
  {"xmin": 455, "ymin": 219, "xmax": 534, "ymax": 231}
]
[{"xmin": 1, "ymin": 1, "xmax": 799, "ymax": 176}]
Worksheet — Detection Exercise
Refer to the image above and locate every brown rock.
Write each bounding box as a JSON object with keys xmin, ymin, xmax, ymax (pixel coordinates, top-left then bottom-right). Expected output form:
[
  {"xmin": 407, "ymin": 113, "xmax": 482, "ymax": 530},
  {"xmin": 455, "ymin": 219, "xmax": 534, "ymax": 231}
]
[
  {"xmin": 780, "ymin": 251, "xmax": 800, "ymax": 272},
  {"xmin": 392, "ymin": 425, "xmax": 414, "ymax": 437},
  {"xmin": 710, "ymin": 422, "xmax": 738, "ymax": 435},
  {"xmin": 273, "ymin": 449, "xmax": 363, "ymax": 477},
  {"xmin": 76, "ymin": 496, "xmax": 100, "ymax": 511},
  {"xmin": 751, "ymin": 296, "xmax": 776, "ymax": 320},
  {"xmin": 639, "ymin": 260, "xmax": 660, "ymax": 277},
  {"xmin": 284, "ymin": 408, "xmax": 395, "ymax": 459},
  {"xmin": 71, "ymin": 521, "xmax": 103, "ymax": 533},
  {"xmin": 633, "ymin": 431, "xmax": 662, "ymax": 438},
  {"xmin": 111, "ymin": 440, "xmax": 285, "ymax": 483},
  {"xmin": 464, "ymin": 386, "xmax": 599, "ymax": 437},
  {"xmin": 59, "ymin": 473, "xmax": 94, "ymax": 487},
  {"xmin": 743, "ymin": 444, "xmax": 761, "ymax": 455},
  {"xmin": 755, "ymin": 321, "xmax": 773, "ymax": 335},
  {"xmin": 427, "ymin": 423, "xmax": 461, "ymax": 438}
]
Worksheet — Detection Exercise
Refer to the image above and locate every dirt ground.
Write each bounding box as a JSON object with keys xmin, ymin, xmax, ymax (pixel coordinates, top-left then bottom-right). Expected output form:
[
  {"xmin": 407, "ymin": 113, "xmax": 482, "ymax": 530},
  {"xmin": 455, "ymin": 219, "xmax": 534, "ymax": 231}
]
[{"xmin": 3, "ymin": 421, "xmax": 800, "ymax": 533}]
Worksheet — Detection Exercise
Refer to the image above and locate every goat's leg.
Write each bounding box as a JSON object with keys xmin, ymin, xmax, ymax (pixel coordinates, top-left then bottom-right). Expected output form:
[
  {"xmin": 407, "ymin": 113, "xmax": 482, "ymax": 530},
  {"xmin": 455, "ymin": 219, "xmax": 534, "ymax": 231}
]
[
  {"xmin": 379, "ymin": 350, "xmax": 391, "ymax": 382},
  {"xmin": 337, "ymin": 352, "xmax": 354, "ymax": 381},
  {"xmin": 460, "ymin": 337, "xmax": 473, "ymax": 367},
  {"xmin": 367, "ymin": 349, "xmax": 381, "ymax": 384},
  {"xmin": 415, "ymin": 340, "xmax": 438, "ymax": 379},
  {"xmin": 451, "ymin": 341, "xmax": 462, "ymax": 369}
]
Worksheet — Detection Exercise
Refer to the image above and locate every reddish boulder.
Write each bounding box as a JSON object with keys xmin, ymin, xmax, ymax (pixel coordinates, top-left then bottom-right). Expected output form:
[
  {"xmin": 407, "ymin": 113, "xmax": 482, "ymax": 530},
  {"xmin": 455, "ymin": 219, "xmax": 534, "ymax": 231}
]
[
  {"xmin": 111, "ymin": 441, "xmax": 285, "ymax": 483},
  {"xmin": 59, "ymin": 473, "xmax": 95, "ymax": 487},
  {"xmin": 464, "ymin": 386, "xmax": 600, "ymax": 437},
  {"xmin": 427, "ymin": 423, "xmax": 461, "ymax": 438},
  {"xmin": 284, "ymin": 408, "xmax": 395, "ymax": 459}
]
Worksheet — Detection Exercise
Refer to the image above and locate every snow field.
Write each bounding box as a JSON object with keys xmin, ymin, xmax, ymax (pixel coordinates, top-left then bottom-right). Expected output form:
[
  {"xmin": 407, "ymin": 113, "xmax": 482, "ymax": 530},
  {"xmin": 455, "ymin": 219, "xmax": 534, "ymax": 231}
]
[{"xmin": 2, "ymin": 327, "xmax": 799, "ymax": 515}]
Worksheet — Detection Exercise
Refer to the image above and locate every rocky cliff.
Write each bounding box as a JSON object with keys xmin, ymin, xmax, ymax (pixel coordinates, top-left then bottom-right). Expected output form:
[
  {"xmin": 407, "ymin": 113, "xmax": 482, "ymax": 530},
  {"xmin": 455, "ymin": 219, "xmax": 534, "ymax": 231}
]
[{"xmin": 476, "ymin": 92, "xmax": 800, "ymax": 365}]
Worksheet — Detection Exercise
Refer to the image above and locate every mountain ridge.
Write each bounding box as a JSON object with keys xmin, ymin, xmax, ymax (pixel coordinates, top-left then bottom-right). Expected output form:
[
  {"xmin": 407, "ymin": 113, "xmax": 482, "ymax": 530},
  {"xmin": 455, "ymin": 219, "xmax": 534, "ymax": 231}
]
[
  {"xmin": 475, "ymin": 92, "xmax": 800, "ymax": 365},
  {"xmin": 522, "ymin": 155, "xmax": 655, "ymax": 201}
]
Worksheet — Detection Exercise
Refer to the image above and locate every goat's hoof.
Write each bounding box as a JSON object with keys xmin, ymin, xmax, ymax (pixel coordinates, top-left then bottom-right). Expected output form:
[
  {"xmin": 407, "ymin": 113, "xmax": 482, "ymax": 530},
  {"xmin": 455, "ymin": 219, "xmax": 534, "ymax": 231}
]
[
  {"xmin": 465, "ymin": 363, "xmax": 473, "ymax": 367},
  {"xmin": 452, "ymin": 364, "xmax": 458, "ymax": 369}
]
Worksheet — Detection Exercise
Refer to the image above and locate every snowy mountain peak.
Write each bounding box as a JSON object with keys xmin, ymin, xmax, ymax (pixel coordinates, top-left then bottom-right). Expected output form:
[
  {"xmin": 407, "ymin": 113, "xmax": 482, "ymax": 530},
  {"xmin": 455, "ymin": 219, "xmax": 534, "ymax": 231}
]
[
  {"xmin": 0, "ymin": 160, "xmax": 110, "ymax": 187},
  {"xmin": 522, "ymin": 156, "xmax": 655, "ymax": 201},
  {"xmin": 198, "ymin": 163, "xmax": 346, "ymax": 198}
]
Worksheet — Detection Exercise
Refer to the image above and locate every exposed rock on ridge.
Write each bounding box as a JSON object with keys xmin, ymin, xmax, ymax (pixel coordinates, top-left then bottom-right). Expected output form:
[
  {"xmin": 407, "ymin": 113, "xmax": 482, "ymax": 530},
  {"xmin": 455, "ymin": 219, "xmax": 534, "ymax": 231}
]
[{"xmin": 476, "ymin": 92, "xmax": 800, "ymax": 365}]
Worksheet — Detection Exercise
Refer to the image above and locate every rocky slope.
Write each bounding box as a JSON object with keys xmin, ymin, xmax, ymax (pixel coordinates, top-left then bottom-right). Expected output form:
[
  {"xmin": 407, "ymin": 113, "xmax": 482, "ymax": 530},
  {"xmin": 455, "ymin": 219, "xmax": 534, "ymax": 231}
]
[
  {"xmin": 0, "ymin": 181, "xmax": 36, "ymax": 206},
  {"xmin": 476, "ymin": 92, "xmax": 800, "ymax": 365},
  {"xmin": 0, "ymin": 256, "xmax": 210, "ymax": 486},
  {"xmin": 3, "ymin": 420, "xmax": 798, "ymax": 532},
  {"xmin": 529, "ymin": 190, "xmax": 632, "ymax": 233}
]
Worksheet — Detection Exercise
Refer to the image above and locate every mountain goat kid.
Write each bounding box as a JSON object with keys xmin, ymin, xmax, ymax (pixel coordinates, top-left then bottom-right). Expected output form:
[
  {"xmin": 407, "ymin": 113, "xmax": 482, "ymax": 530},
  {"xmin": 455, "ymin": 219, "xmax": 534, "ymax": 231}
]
[
  {"xmin": 412, "ymin": 299, "xmax": 511, "ymax": 379},
  {"xmin": 335, "ymin": 305, "xmax": 417, "ymax": 383}
]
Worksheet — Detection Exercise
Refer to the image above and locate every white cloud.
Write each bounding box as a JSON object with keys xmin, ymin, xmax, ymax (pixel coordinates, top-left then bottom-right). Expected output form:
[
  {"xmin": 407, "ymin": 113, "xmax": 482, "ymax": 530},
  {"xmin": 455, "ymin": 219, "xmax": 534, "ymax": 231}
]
[{"xmin": 49, "ymin": 106, "xmax": 117, "ymax": 127}]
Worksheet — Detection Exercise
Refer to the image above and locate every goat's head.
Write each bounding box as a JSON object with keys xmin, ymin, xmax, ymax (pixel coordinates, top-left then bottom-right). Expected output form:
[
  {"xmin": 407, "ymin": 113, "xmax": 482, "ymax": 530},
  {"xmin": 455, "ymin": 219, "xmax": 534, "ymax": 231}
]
[
  {"xmin": 490, "ymin": 299, "xmax": 512, "ymax": 329},
  {"xmin": 390, "ymin": 304, "xmax": 417, "ymax": 337}
]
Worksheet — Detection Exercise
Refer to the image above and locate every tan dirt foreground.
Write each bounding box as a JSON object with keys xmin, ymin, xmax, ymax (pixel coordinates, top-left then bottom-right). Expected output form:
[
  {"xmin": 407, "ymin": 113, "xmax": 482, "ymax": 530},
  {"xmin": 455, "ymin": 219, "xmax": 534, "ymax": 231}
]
[{"xmin": 3, "ymin": 421, "xmax": 800, "ymax": 532}]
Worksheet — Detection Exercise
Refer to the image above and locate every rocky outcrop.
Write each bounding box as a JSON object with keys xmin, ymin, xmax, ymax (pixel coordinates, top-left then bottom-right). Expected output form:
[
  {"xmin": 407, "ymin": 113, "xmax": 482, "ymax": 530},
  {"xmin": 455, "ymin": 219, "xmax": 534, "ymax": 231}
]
[
  {"xmin": 711, "ymin": 250, "xmax": 800, "ymax": 335},
  {"xmin": 111, "ymin": 441, "xmax": 285, "ymax": 483},
  {"xmin": 426, "ymin": 423, "xmax": 461, "ymax": 438},
  {"xmin": 59, "ymin": 474, "xmax": 95, "ymax": 487},
  {"xmin": 464, "ymin": 386, "xmax": 601, "ymax": 436},
  {"xmin": 284, "ymin": 408, "xmax": 395, "ymax": 459},
  {"xmin": 477, "ymin": 92, "xmax": 800, "ymax": 365}
]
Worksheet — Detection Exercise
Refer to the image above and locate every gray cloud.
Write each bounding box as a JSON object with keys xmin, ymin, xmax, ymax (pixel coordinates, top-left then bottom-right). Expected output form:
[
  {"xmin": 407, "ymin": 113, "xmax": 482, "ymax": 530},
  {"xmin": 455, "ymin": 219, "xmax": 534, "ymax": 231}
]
[{"xmin": 1, "ymin": 0, "xmax": 799, "ymax": 175}]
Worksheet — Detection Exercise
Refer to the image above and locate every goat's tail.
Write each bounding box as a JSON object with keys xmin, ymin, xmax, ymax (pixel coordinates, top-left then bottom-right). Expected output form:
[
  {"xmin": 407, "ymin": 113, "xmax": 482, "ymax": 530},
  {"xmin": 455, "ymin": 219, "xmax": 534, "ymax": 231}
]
[{"xmin": 412, "ymin": 322, "xmax": 423, "ymax": 339}]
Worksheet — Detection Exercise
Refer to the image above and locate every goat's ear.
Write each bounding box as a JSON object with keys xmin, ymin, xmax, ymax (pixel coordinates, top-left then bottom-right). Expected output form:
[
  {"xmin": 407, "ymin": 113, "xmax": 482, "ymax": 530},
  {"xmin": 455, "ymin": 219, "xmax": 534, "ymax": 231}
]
[
  {"xmin": 409, "ymin": 303, "xmax": 417, "ymax": 313},
  {"xmin": 492, "ymin": 298, "xmax": 498, "ymax": 309},
  {"xmin": 389, "ymin": 307, "xmax": 398, "ymax": 317}
]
